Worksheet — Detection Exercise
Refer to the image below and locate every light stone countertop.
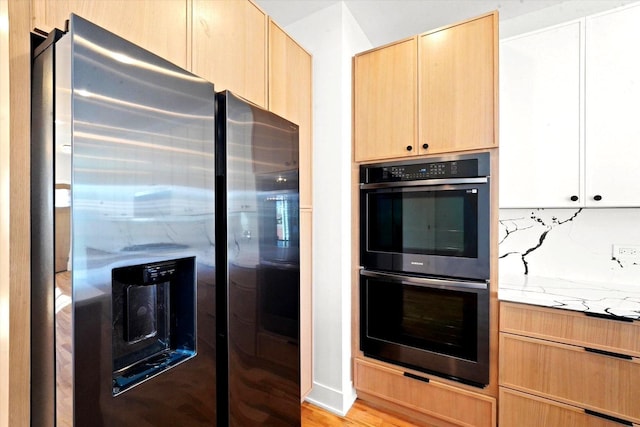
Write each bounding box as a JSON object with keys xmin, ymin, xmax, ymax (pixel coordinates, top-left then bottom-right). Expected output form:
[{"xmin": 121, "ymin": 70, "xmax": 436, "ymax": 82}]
[{"xmin": 498, "ymin": 274, "xmax": 640, "ymax": 320}]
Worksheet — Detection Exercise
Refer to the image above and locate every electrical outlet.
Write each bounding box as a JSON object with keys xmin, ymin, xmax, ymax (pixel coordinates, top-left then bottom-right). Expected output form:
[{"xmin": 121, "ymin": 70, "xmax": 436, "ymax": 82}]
[{"xmin": 612, "ymin": 244, "xmax": 640, "ymax": 262}]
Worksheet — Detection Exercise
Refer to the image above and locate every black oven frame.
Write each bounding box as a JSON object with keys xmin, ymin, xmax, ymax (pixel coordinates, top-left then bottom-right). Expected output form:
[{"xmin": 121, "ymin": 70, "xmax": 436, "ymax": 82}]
[
  {"xmin": 359, "ymin": 153, "xmax": 491, "ymax": 282},
  {"xmin": 360, "ymin": 269, "xmax": 490, "ymax": 387}
]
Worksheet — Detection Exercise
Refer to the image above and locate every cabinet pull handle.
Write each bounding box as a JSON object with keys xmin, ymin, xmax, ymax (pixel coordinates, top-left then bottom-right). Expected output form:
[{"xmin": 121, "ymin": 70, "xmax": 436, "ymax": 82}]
[
  {"xmin": 584, "ymin": 347, "xmax": 632, "ymax": 360},
  {"xmin": 403, "ymin": 372, "xmax": 430, "ymax": 384},
  {"xmin": 584, "ymin": 409, "xmax": 633, "ymax": 426},
  {"xmin": 593, "ymin": 194, "xmax": 603, "ymax": 201},
  {"xmin": 570, "ymin": 195, "xmax": 579, "ymax": 202},
  {"xmin": 422, "ymin": 143, "xmax": 429, "ymax": 150},
  {"xmin": 585, "ymin": 311, "xmax": 633, "ymax": 323},
  {"xmin": 406, "ymin": 145, "xmax": 413, "ymax": 151}
]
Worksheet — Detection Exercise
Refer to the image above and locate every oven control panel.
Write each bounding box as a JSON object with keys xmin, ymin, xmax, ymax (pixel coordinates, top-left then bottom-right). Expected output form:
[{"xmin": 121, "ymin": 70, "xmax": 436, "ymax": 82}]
[{"xmin": 362, "ymin": 153, "xmax": 489, "ymax": 184}]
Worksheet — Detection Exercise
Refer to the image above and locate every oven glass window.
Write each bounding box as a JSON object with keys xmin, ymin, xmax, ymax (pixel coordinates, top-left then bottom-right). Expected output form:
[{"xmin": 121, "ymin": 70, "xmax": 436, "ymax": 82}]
[
  {"xmin": 365, "ymin": 279, "xmax": 478, "ymax": 361},
  {"xmin": 367, "ymin": 189, "xmax": 478, "ymax": 257}
]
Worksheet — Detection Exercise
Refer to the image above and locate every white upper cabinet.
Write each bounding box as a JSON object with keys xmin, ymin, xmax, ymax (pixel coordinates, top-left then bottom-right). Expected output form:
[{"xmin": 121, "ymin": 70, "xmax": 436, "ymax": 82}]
[
  {"xmin": 585, "ymin": 5, "xmax": 640, "ymax": 207},
  {"xmin": 500, "ymin": 3, "xmax": 640, "ymax": 208},
  {"xmin": 500, "ymin": 22, "xmax": 582, "ymax": 208}
]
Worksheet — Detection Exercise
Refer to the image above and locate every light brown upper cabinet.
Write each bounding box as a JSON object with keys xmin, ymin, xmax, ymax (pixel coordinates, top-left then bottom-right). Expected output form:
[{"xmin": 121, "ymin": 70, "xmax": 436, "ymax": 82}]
[
  {"xmin": 353, "ymin": 12, "xmax": 498, "ymax": 162},
  {"xmin": 192, "ymin": 0, "xmax": 268, "ymax": 108},
  {"xmin": 419, "ymin": 12, "xmax": 498, "ymax": 154},
  {"xmin": 268, "ymin": 19, "xmax": 313, "ymax": 210},
  {"xmin": 31, "ymin": 0, "xmax": 189, "ymax": 69},
  {"xmin": 353, "ymin": 37, "xmax": 417, "ymax": 162}
]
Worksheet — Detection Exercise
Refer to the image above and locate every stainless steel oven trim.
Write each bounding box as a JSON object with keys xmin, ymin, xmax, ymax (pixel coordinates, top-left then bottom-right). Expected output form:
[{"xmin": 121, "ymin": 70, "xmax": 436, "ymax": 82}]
[
  {"xmin": 360, "ymin": 269, "xmax": 488, "ymax": 290},
  {"xmin": 359, "ymin": 268, "xmax": 491, "ymax": 386},
  {"xmin": 360, "ymin": 176, "xmax": 488, "ymax": 190},
  {"xmin": 359, "ymin": 152, "xmax": 491, "ymax": 182},
  {"xmin": 360, "ymin": 178, "xmax": 491, "ymax": 280}
]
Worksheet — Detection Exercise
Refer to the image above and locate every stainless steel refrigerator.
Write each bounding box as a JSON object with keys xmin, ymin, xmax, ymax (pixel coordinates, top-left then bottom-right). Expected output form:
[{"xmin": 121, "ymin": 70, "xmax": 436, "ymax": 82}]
[
  {"xmin": 31, "ymin": 14, "xmax": 300, "ymax": 427},
  {"xmin": 216, "ymin": 91, "xmax": 300, "ymax": 426}
]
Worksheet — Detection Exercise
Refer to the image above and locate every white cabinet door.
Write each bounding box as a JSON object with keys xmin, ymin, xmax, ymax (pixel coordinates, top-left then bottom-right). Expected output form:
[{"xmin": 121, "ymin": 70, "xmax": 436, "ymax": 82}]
[
  {"xmin": 585, "ymin": 4, "xmax": 640, "ymax": 207},
  {"xmin": 499, "ymin": 22, "xmax": 582, "ymax": 208}
]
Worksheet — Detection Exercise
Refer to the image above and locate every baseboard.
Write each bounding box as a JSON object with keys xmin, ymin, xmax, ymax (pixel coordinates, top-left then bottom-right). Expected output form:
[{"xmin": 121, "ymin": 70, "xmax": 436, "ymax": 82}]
[{"xmin": 304, "ymin": 381, "xmax": 357, "ymax": 416}]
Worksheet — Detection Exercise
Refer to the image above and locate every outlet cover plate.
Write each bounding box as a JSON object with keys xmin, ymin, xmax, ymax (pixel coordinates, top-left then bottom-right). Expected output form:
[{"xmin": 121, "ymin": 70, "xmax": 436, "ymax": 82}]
[{"xmin": 612, "ymin": 244, "xmax": 640, "ymax": 262}]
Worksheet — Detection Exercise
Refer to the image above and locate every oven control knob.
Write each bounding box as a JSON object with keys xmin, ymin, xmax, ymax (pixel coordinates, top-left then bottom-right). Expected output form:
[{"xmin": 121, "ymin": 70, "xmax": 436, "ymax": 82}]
[
  {"xmin": 593, "ymin": 194, "xmax": 603, "ymax": 201},
  {"xmin": 406, "ymin": 145, "xmax": 413, "ymax": 151},
  {"xmin": 570, "ymin": 195, "xmax": 579, "ymax": 202}
]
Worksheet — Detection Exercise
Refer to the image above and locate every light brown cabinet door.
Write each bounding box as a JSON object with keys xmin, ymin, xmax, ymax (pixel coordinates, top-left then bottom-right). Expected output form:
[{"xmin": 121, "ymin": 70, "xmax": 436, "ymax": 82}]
[
  {"xmin": 353, "ymin": 38, "xmax": 417, "ymax": 162},
  {"xmin": 418, "ymin": 13, "xmax": 497, "ymax": 154},
  {"xmin": 500, "ymin": 301, "xmax": 640, "ymax": 357},
  {"xmin": 31, "ymin": 0, "xmax": 189, "ymax": 69},
  {"xmin": 500, "ymin": 333, "xmax": 640, "ymax": 424},
  {"xmin": 268, "ymin": 20, "xmax": 312, "ymax": 210},
  {"xmin": 500, "ymin": 388, "xmax": 626, "ymax": 427},
  {"xmin": 354, "ymin": 358, "xmax": 496, "ymax": 427},
  {"xmin": 192, "ymin": 0, "xmax": 267, "ymax": 108}
]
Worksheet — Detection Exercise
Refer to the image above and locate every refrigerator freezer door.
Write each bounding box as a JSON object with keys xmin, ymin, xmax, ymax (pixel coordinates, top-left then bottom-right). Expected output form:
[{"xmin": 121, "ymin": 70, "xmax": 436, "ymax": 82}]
[{"xmin": 32, "ymin": 14, "xmax": 216, "ymax": 426}]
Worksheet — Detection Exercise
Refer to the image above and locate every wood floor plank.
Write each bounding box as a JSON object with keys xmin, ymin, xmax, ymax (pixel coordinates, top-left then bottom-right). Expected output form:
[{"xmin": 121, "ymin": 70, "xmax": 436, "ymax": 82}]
[{"xmin": 302, "ymin": 400, "xmax": 418, "ymax": 427}]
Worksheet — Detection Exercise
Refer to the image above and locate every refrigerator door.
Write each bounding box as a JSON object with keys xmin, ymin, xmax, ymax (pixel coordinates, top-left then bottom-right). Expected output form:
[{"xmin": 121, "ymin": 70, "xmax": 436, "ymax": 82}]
[
  {"xmin": 216, "ymin": 91, "xmax": 301, "ymax": 426},
  {"xmin": 32, "ymin": 14, "xmax": 216, "ymax": 426}
]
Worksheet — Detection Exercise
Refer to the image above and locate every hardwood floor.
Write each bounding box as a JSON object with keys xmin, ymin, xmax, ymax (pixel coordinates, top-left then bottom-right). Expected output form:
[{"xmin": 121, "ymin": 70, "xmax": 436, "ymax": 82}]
[{"xmin": 302, "ymin": 400, "xmax": 418, "ymax": 427}]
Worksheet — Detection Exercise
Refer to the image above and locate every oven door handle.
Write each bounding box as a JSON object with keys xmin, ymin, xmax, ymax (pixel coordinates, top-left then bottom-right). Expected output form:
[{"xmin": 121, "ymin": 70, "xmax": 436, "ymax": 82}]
[
  {"xmin": 360, "ymin": 269, "xmax": 489, "ymax": 290},
  {"xmin": 360, "ymin": 176, "xmax": 488, "ymax": 189}
]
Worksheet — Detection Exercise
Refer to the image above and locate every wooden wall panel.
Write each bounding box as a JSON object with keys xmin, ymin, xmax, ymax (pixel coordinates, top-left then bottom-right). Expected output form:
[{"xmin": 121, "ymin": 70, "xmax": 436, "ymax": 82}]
[
  {"xmin": 2, "ymin": 1, "xmax": 32, "ymax": 426},
  {"xmin": 0, "ymin": 1, "xmax": 10, "ymax": 425},
  {"xmin": 300, "ymin": 208, "xmax": 313, "ymax": 398}
]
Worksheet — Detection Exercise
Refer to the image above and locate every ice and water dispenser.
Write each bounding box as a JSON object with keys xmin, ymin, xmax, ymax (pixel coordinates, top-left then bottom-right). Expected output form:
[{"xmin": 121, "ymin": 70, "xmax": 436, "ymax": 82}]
[{"xmin": 111, "ymin": 257, "xmax": 197, "ymax": 395}]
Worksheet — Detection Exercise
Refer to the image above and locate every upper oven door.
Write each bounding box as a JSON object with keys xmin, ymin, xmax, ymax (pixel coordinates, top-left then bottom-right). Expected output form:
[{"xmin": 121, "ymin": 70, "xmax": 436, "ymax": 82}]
[{"xmin": 360, "ymin": 178, "xmax": 490, "ymax": 280}]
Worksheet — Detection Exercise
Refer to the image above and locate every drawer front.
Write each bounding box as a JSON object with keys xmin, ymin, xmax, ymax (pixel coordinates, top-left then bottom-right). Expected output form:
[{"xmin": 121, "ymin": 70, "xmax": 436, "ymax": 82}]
[
  {"xmin": 354, "ymin": 358, "xmax": 495, "ymax": 427},
  {"xmin": 500, "ymin": 302, "xmax": 640, "ymax": 357},
  {"xmin": 500, "ymin": 333, "xmax": 640, "ymax": 423},
  {"xmin": 500, "ymin": 388, "xmax": 632, "ymax": 427}
]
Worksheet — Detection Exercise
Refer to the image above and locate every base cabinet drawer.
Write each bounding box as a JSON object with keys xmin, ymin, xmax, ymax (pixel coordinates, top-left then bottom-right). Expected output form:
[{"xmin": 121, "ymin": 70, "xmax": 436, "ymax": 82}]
[
  {"xmin": 500, "ymin": 333, "xmax": 640, "ymax": 423},
  {"xmin": 500, "ymin": 302, "xmax": 640, "ymax": 356},
  {"xmin": 500, "ymin": 388, "xmax": 633, "ymax": 427},
  {"xmin": 354, "ymin": 358, "xmax": 495, "ymax": 427}
]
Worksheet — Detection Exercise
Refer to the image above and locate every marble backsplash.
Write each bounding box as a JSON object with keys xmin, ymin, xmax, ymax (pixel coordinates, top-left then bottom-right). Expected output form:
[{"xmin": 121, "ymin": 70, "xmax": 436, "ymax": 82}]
[{"xmin": 499, "ymin": 208, "xmax": 640, "ymax": 287}]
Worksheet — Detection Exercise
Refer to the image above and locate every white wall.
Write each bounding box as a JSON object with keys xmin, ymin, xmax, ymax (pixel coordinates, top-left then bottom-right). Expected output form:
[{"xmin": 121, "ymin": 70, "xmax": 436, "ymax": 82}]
[
  {"xmin": 500, "ymin": 0, "xmax": 638, "ymax": 38},
  {"xmin": 284, "ymin": 2, "xmax": 371, "ymax": 416}
]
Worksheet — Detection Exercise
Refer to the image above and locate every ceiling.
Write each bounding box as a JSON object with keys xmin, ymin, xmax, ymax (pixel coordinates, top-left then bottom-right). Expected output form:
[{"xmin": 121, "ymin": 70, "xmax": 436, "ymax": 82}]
[{"xmin": 254, "ymin": 0, "xmax": 632, "ymax": 46}]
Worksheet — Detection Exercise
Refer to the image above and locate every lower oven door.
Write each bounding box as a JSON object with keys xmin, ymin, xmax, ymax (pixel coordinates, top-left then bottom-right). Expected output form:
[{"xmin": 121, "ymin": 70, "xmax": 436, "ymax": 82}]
[{"xmin": 360, "ymin": 269, "xmax": 489, "ymax": 387}]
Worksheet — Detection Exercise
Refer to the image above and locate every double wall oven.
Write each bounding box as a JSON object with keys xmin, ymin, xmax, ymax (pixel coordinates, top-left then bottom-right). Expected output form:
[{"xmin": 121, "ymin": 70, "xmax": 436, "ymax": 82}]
[{"xmin": 359, "ymin": 153, "xmax": 491, "ymax": 387}]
